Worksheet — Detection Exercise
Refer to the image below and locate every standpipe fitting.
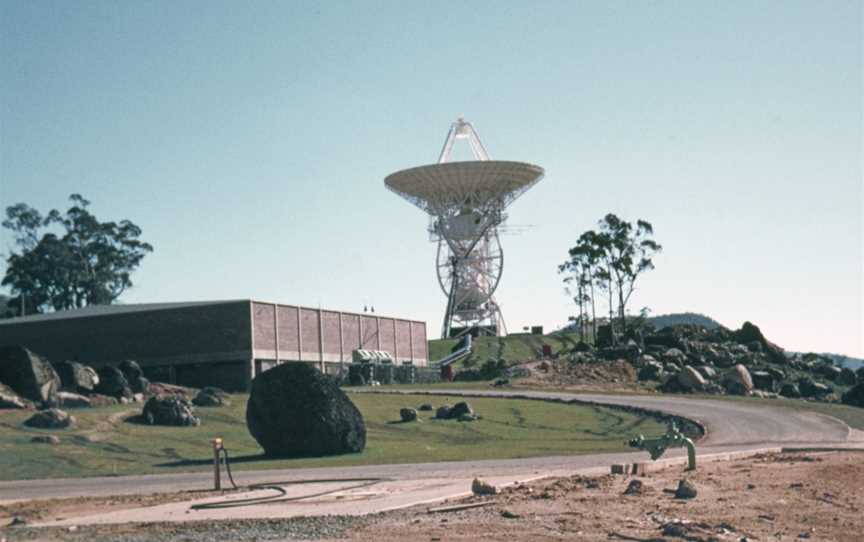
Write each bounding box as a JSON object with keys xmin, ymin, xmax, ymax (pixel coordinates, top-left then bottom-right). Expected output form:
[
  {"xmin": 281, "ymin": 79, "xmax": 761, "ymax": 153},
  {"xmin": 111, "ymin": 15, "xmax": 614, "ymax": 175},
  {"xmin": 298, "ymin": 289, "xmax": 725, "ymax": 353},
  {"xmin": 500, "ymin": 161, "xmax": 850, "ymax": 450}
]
[{"xmin": 211, "ymin": 438, "xmax": 224, "ymax": 490}]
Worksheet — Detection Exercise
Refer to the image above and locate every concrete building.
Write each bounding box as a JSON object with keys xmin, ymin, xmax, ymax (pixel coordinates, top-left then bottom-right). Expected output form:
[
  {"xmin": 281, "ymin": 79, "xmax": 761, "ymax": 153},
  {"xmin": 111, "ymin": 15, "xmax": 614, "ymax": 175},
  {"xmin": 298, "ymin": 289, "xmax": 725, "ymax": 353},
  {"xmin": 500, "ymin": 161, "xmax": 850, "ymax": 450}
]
[{"xmin": 0, "ymin": 300, "xmax": 428, "ymax": 390}]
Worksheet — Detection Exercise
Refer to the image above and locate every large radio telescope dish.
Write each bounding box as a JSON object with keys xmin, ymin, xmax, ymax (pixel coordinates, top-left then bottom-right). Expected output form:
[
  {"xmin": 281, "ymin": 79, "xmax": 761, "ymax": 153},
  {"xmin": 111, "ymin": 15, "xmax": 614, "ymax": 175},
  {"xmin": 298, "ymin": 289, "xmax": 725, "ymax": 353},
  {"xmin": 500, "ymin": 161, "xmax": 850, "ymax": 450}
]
[{"xmin": 384, "ymin": 118, "xmax": 544, "ymax": 339}]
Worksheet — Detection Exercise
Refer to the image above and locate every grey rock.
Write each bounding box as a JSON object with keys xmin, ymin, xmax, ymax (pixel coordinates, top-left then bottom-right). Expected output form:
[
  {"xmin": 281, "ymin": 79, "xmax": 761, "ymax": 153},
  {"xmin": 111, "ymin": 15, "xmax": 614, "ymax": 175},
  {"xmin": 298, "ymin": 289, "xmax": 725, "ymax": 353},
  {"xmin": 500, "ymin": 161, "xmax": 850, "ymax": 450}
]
[
  {"xmin": 435, "ymin": 405, "xmax": 452, "ymax": 419},
  {"xmin": 0, "ymin": 345, "xmax": 60, "ymax": 406},
  {"xmin": 780, "ymin": 382, "xmax": 801, "ymax": 398},
  {"xmin": 417, "ymin": 403, "xmax": 434, "ymax": 411},
  {"xmin": 192, "ymin": 387, "xmax": 230, "ymax": 407},
  {"xmin": 143, "ymin": 395, "xmax": 200, "ymax": 426},
  {"xmin": 623, "ymin": 479, "xmax": 644, "ymax": 495},
  {"xmin": 798, "ymin": 377, "xmax": 832, "ymax": 399},
  {"xmin": 751, "ymin": 371, "xmax": 777, "ymax": 392},
  {"xmin": 31, "ymin": 435, "xmax": 60, "ymax": 444},
  {"xmin": 24, "ymin": 408, "xmax": 75, "ymax": 429},
  {"xmin": 841, "ymin": 383, "xmax": 864, "ymax": 408},
  {"xmin": 724, "ymin": 364, "xmax": 754, "ymax": 395},
  {"xmin": 57, "ymin": 391, "xmax": 91, "ymax": 408},
  {"xmin": 677, "ymin": 366, "xmax": 706, "ymax": 391},
  {"xmin": 400, "ymin": 408, "xmax": 418, "ymax": 422},
  {"xmin": 674, "ymin": 479, "xmax": 698, "ymax": 499},
  {"xmin": 697, "ymin": 365, "xmax": 717, "ymax": 380},
  {"xmin": 54, "ymin": 361, "xmax": 99, "ymax": 393},
  {"xmin": 94, "ymin": 366, "xmax": 133, "ymax": 399},
  {"xmin": 0, "ymin": 383, "xmax": 28, "ymax": 409},
  {"xmin": 246, "ymin": 363, "xmax": 365, "ymax": 457}
]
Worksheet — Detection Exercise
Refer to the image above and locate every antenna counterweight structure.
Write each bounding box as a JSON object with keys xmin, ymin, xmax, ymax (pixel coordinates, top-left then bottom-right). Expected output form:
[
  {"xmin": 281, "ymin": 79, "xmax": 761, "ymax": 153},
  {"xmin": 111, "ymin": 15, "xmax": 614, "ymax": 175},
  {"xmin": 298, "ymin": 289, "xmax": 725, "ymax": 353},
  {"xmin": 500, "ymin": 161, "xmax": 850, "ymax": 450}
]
[{"xmin": 385, "ymin": 118, "xmax": 544, "ymax": 339}]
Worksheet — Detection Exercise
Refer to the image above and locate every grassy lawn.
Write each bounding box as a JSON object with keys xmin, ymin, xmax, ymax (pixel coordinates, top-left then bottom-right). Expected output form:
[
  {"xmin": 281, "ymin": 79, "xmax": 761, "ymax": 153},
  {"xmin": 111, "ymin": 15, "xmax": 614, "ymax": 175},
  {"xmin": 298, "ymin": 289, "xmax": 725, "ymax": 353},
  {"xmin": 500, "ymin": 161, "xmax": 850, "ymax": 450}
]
[
  {"xmin": 0, "ymin": 393, "xmax": 664, "ymax": 481},
  {"xmin": 427, "ymin": 332, "xmax": 583, "ymax": 367}
]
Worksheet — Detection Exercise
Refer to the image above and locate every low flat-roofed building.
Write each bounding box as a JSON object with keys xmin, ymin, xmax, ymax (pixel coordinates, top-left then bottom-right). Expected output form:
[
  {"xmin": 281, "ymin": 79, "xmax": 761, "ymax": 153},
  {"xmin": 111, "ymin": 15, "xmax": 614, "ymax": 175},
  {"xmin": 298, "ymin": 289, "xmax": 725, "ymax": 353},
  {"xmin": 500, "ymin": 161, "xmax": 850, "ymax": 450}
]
[{"xmin": 0, "ymin": 300, "xmax": 428, "ymax": 390}]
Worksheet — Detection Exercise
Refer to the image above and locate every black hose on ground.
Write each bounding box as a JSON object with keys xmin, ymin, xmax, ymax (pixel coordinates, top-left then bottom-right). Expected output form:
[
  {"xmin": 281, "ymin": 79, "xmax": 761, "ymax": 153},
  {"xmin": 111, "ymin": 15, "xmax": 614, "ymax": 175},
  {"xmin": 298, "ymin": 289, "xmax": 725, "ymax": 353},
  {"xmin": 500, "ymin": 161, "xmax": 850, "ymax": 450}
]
[{"xmin": 189, "ymin": 447, "xmax": 389, "ymax": 510}]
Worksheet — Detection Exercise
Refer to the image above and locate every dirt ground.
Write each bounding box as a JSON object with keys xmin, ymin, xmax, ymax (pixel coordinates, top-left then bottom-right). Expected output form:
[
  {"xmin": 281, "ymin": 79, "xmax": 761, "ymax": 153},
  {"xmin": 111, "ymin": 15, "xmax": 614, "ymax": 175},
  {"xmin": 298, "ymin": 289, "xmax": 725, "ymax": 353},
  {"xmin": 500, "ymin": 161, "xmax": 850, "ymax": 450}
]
[
  {"xmin": 346, "ymin": 451, "xmax": 864, "ymax": 542},
  {"xmin": 511, "ymin": 359, "xmax": 648, "ymax": 393},
  {"xmin": 1, "ymin": 452, "xmax": 862, "ymax": 541}
]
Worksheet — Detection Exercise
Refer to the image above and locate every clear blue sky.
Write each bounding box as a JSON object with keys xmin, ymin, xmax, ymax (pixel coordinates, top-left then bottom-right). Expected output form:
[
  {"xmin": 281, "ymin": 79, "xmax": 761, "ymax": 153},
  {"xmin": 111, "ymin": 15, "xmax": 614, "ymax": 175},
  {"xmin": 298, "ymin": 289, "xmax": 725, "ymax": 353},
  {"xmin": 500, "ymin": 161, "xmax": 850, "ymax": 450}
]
[{"xmin": 1, "ymin": 1, "xmax": 861, "ymax": 356}]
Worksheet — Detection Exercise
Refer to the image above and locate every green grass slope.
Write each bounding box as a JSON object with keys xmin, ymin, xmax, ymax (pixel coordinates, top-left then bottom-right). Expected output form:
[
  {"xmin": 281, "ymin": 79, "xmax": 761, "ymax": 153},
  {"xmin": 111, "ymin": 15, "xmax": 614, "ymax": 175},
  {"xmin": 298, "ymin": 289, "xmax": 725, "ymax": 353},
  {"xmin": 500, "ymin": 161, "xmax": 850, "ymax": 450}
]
[
  {"xmin": 427, "ymin": 332, "xmax": 583, "ymax": 368},
  {"xmin": 0, "ymin": 393, "xmax": 664, "ymax": 481}
]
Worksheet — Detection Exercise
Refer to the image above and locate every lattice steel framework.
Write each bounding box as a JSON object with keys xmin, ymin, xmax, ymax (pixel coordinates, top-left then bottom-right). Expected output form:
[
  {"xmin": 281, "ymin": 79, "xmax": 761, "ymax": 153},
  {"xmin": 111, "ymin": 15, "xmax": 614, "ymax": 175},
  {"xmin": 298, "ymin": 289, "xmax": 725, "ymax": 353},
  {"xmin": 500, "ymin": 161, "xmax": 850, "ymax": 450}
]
[{"xmin": 385, "ymin": 118, "xmax": 544, "ymax": 339}]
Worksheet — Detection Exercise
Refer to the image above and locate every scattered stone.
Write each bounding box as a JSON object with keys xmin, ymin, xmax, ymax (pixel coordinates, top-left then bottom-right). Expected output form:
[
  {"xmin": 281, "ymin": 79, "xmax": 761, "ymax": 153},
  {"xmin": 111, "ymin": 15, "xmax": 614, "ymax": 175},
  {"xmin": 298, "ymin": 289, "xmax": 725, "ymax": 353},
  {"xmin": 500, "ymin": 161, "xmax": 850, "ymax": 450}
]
[
  {"xmin": 53, "ymin": 361, "xmax": 99, "ymax": 393},
  {"xmin": 492, "ymin": 378, "xmax": 510, "ymax": 387},
  {"xmin": 674, "ymin": 479, "xmax": 697, "ymax": 499},
  {"xmin": 0, "ymin": 383, "xmax": 28, "ymax": 409},
  {"xmin": 57, "ymin": 391, "xmax": 91, "ymax": 408},
  {"xmin": 500, "ymin": 510, "xmax": 520, "ymax": 519},
  {"xmin": 31, "ymin": 435, "xmax": 60, "ymax": 444},
  {"xmin": 400, "ymin": 408, "xmax": 418, "ymax": 422},
  {"xmin": 87, "ymin": 394, "xmax": 120, "ymax": 407},
  {"xmin": 471, "ymin": 478, "xmax": 498, "ymax": 495},
  {"xmin": 94, "ymin": 366, "xmax": 133, "ymax": 400},
  {"xmin": 623, "ymin": 479, "xmax": 644, "ymax": 495},
  {"xmin": 246, "ymin": 363, "xmax": 366, "ymax": 457},
  {"xmin": 24, "ymin": 408, "xmax": 76, "ymax": 429},
  {"xmin": 780, "ymin": 382, "xmax": 801, "ymax": 398},
  {"xmin": 841, "ymin": 383, "xmax": 864, "ymax": 408},
  {"xmin": 192, "ymin": 387, "xmax": 230, "ymax": 407},
  {"xmin": 0, "ymin": 345, "xmax": 61, "ymax": 406},
  {"xmin": 677, "ymin": 365, "xmax": 707, "ymax": 391},
  {"xmin": 435, "ymin": 405, "xmax": 452, "ymax": 419},
  {"xmin": 142, "ymin": 395, "xmax": 200, "ymax": 426},
  {"xmin": 837, "ymin": 368, "xmax": 858, "ymax": 386},
  {"xmin": 9, "ymin": 516, "xmax": 27, "ymax": 526},
  {"xmin": 449, "ymin": 401, "xmax": 473, "ymax": 418},
  {"xmin": 417, "ymin": 403, "xmax": 434, "ymax": 411},
  {"xmin": 724, "ymin": 364, "xmax": 754, "ymax": 395}
]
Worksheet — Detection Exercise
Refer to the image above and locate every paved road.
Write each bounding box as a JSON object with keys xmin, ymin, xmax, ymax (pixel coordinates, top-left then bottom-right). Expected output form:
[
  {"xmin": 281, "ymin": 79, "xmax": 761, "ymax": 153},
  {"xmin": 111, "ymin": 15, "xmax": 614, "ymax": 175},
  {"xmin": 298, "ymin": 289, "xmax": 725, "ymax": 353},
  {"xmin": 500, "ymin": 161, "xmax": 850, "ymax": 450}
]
[{"xmin": 2, "ymin": 390, "xmax": 861, "ymax": 504}]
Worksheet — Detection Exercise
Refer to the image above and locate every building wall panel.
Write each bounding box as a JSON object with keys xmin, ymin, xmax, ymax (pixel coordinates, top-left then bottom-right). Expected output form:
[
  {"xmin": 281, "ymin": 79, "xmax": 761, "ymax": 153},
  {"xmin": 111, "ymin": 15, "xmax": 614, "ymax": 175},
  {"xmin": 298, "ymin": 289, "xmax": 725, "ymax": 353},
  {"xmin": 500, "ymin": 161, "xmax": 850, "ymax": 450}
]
[
  {"xmin": 0, "ymin": 301, "xmax": 252, "ymax": 367},
  {"xmin": 252, "ymin": 303, "xmax": 276, "ymax": 352},
  {"xmin": 411, "ymin": 321, "xmax": 428, "ymax": 361},
  {"xmin": 300, "ymin": 308, "xmax": 320, "ymax": 356},
  {"xmin": 360, "ymin": 315, "xmax": 378, "ymax": 349},
  {"xmin": 342, "ymin": 314, "xmax": 360, "ymax": 355},
  {"xmin": 395, "ymin": 320, "xmax": 412, "ymax": 360},
  {"xmin": 321, "ymin": 311, "xmax": 341, "ymax": 358},
  {"xmin": 378, "ymin": 317, "xmax": 395, "ymax": 355},
  {"xmin": 276, "ymin": 305, "xmax": 300, "ymax": 358}
]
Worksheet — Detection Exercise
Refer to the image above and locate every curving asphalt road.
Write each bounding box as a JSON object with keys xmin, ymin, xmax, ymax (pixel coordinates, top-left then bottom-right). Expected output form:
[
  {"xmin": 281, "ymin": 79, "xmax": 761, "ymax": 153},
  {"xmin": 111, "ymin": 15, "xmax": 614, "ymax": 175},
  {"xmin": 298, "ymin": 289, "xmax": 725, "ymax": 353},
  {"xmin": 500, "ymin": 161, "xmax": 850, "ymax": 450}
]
[{"xmin": 2, "ymin": 390, "xmax": 862, "ymax": 504}]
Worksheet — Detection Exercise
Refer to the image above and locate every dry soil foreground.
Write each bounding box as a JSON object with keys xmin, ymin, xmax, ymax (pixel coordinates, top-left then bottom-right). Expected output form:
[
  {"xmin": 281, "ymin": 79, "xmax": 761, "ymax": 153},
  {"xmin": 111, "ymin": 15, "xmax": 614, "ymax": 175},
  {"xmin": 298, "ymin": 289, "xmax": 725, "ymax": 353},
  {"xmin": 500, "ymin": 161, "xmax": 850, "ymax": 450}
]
[{"xmin": 1, "ymin": 451, "xmax": 862, "ymax": 542}]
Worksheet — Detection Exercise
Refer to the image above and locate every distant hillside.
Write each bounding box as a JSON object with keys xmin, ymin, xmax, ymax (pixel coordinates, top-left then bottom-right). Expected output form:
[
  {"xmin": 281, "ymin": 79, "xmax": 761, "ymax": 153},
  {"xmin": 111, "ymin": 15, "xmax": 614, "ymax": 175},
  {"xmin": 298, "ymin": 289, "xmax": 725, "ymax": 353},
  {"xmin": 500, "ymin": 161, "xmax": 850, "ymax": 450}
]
[{"xmin": 646, "ymin": 312, "xmax": 723, "ymax": 331}]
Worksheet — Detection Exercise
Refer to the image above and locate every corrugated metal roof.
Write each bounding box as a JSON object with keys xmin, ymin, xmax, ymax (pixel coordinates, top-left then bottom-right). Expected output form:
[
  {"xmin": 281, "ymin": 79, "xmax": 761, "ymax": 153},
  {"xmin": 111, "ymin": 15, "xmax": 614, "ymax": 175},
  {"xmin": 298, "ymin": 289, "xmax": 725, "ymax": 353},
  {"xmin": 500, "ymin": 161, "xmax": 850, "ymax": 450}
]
[{"xmin": 0, "ymin": 300, "xmax": 246, "ymax": 325}]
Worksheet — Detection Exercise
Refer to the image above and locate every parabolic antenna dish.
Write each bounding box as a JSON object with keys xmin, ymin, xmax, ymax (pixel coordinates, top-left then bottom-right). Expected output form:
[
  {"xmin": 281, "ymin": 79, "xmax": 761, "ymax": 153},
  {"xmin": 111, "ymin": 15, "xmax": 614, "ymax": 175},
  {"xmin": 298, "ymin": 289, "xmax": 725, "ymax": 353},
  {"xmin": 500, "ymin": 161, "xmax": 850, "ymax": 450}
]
[{"xmin": 384, "ymin": 160, "xmax": 545, "ymax": 216}]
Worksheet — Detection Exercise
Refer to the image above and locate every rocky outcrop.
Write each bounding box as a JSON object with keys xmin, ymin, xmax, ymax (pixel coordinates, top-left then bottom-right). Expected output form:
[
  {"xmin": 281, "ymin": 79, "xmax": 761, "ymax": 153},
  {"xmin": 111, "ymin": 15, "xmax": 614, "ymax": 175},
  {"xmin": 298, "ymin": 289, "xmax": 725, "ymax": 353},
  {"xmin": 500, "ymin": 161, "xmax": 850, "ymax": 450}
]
[
  {"xmin": 53, "ymin": 361, "xmax": 99, "ymax": 393},
  {"xmin": 24, "ymin": 408, "xmax": 75, "ymax": 429},
  {"xmin": 677, "ymin": 366, "xmax": 706, "ymax": 392},
  {"xmin": 723, "ymin": 364, "xmax": 754, "ymax": 395},
  {"xmin": 841, "ymin": 384, "xmax": 864, "ymax": 408},
  {"xmin": 0, "ymin": 383, "xmax": 28, "ymax": 409},
  {"xmin": 142, "ymin": 395, "xmax": 200, "ymax": 426},
  {"xmin": 0, "ymin": 346, "xmax": 60, "ymax": 406},
  {"xmin": 94, "ymin": 367, "xmax": 133, "ymax": 400},
  {"xmin": 246, "ymin": 363, "xmax": 366, "ymax": 457},
  {"xmin": 192, "ymin": 387, "xmax": 230, "ymax": 407},
  {"xmin": 57, "ymin": 391, "xmax": 91, "ymax": 408},
  {"xmin": 118, "ymin": 360, "xmax": 149, "ymax": 394}
]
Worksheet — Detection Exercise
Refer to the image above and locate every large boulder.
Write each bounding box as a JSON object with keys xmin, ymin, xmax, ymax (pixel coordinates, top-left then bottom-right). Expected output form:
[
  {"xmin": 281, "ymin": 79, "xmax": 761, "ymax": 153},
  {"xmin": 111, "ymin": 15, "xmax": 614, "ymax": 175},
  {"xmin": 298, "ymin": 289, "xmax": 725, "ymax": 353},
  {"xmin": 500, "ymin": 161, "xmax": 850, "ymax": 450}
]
[
  {"xmin": 837, "ymin": 368, "xmax": 857, "ymax": 387},
  {"xmin": 0, "ymin": 383, "xmax": 29, "ymax": 409},
  {"xmin": 94, "ymin": 366, "xmax": 133, "ymax": 400},
  {"xmin": 732, "ymin": 322, "xmax": 785, "ymax": 364},
  {"xmin": 677, "ymin": 366, "xmax": 706, "ymax": 392},
  {"xmin": 779, "ymin": 382, "xmax": 801, "ymax": 398},
  {"xmin": 0, "ymin": 346, "xmax": 60, "ymax": 406},
  {"xmin": 192, "ymin": 387, "xmax": 230, "ymax": 407},
  {"xmin": 57, "ymin": 391, "xmax": 91, "ymax": 408},
  {"xmin": 53, "ymin": 361, "xmax": 100, "ymax": 393},
  {"xmin": 118, "ymin": 360, "xmax": 149, "ymax": 394},
  {"xmin": 750, "ymin": 371, "xmax": 777, "ymax": 392},
  {"xmin": 24, "ymin": 408, "xmax": 76, "ymax": 429},
  {"xmin": 246, "ymin": 363, "xmax": 366, "ymax": 457},
  {"xmin": 841, "ymin": 384, "xmax": 864, "ymax": 408},
  {"xmin": 723, "ymin": 364, "xmax": 754, "ymax": 395},
  {"xmin": 142, "ymin": 395, "xmax": 200, "ymax": 426}
]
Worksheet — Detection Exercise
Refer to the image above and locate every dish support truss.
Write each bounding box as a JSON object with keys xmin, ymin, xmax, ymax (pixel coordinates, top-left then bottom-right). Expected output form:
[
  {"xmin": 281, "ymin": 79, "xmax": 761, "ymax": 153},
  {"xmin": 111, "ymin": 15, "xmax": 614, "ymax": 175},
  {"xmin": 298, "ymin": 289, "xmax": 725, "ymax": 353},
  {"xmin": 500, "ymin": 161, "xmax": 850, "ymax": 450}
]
[{"xmin": 435, "ymin": 119, "xmax": 506, "ymax": 339}]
